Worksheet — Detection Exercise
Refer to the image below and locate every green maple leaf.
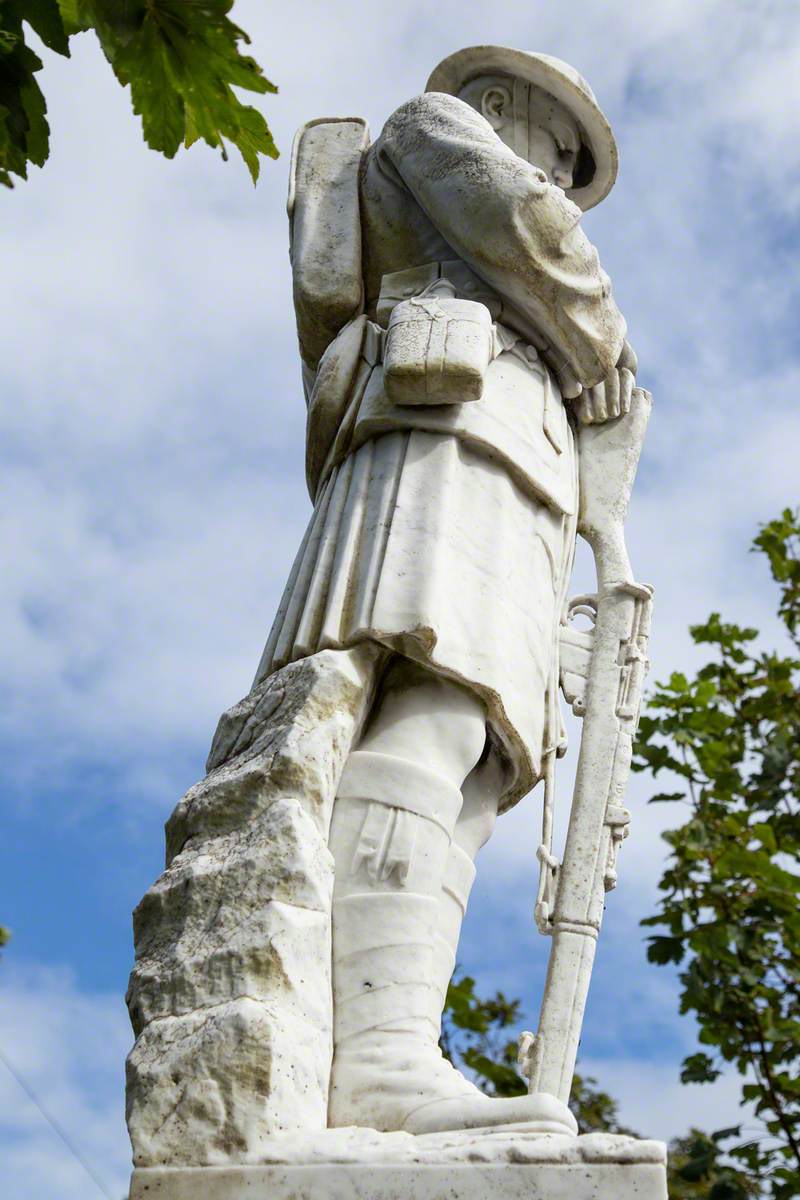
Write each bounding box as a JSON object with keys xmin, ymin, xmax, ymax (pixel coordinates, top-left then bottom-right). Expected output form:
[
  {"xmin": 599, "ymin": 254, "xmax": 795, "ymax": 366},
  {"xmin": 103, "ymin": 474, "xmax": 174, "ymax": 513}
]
[
  {"xmin": 113, "ymin": 10, "xmax": 186, "ymax": 156},
  {"xmin": 56, "ymin": 0, "xmax": 93, "ymax": 34},
  {"xmin": 1, "ymin": 0, "xmax": 278, "ymax": 187},
  {"xmin": 90, "ymin": 0, "xmax": 278, "ymax": 180},
  {"xmin": 21, "ymin": 0, "xmax": 70, "ymax": 53},
  {"xmin": 0, "ymin": 0, "xmax": 71, "ymax": 184}
]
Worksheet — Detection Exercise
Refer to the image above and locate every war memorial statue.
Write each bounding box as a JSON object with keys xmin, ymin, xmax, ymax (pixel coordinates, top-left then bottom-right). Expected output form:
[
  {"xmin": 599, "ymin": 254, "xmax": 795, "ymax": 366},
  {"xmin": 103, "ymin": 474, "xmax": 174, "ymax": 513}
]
[{"xmin": 126, "ymin": 45, "xmax": 665, "ymax": 1199}]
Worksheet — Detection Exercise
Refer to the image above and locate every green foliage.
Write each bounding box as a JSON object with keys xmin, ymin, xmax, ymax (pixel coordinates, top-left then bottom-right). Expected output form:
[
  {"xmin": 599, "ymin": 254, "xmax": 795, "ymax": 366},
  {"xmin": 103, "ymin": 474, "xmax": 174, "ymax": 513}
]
[
  {"xmin": 667, "ymin": 1129, "xmax": 761, "ymax": 1199},
  {"xmin": 0, "ymin": 1, "xmax": 67, "ymax": 186},
  {"xmin": 634, "ymin": 509, "xmax": 800, "ymax": 1198},
  {"xmin": 0, "ymin": 925, "xmax": 9, "ymax": 949},
  {"xmin": 0, "ymin": 0, "xmax": 276, "ymax": 187},
  {"xmin": 441, "ymin": 972, "xmax": 528, "ymax": 1098},
  {"xmin": 82, "ymin": 1, "xmax": 278, "ymax": 180}
]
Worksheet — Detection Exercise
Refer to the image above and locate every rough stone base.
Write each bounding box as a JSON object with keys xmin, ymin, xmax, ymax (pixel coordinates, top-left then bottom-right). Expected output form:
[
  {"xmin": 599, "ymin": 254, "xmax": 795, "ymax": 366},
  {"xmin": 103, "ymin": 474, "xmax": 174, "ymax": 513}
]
[
  {"xmin": 129, "ymin": 1131, "xmax": 668, "ymax": 1199},
  {"xmin": 126, "ymin": 646, "xmax": 382, "ymax": 1166}
]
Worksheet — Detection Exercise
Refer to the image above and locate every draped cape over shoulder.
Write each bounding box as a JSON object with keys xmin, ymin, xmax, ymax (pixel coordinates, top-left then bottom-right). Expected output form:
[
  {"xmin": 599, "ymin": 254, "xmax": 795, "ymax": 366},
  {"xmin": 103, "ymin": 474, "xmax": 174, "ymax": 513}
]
[{"xmin": 360, "ymin": 93, "xmax": 625, "ymax": 387}]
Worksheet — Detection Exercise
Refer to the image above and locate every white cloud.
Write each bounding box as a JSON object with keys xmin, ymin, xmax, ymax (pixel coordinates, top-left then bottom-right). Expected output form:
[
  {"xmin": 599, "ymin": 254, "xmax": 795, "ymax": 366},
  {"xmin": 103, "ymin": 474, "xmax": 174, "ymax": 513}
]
[
  {"xmin": 0, "ymin": 966, "xmax": 130, "ymax": 1200},
  {"xmin": 580, "ymin": 1056, "xmax": 749, "ymax": 1143}
]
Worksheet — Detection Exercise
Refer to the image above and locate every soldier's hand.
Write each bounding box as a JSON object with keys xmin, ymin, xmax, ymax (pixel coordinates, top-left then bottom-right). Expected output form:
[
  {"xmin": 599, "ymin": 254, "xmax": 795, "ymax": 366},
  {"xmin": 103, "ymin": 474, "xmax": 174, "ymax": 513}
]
[{"xmin": 575, "ymin": 341, "xmax": 637, "ymax": 425}]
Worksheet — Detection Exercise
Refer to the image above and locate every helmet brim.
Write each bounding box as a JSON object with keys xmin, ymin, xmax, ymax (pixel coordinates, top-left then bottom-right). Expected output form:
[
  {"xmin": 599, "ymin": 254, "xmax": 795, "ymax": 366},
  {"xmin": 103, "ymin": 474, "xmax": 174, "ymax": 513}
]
[{"xmin": 426, "ymin": 45, "xmax": 618, "ymax": 211}]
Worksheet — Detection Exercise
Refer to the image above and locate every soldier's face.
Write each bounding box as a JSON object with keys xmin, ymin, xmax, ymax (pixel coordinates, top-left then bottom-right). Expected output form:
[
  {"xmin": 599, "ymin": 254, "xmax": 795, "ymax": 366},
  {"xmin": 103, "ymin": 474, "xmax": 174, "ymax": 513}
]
[
  {"xmin": 471, "ymin": 77, "xmax": 581, "ymax": 191},
  {"xmin": 526, "ymin": 96, "xmax": 580, "ymax": 191}
]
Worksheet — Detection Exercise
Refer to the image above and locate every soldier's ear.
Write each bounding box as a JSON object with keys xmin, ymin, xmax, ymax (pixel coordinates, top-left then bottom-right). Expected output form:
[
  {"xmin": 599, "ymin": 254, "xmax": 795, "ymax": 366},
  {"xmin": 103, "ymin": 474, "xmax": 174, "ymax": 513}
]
[{"xmin": 481, "ymin": 84, "xmax": 512, "ymax": 130}]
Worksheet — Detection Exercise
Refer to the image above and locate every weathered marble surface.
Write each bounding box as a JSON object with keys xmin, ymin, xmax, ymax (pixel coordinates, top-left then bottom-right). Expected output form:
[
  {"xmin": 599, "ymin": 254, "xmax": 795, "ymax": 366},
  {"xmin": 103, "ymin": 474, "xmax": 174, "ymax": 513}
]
[
  {"xmin": 126, "ymin": 646, "xmax": 380, "ymax": 1166},
  {"xmin": 131, "ymin": 1162, "xmax": 667, "ymax": 1200},
  {"xmin": 129, "ymin": 1131, "xmax": 667, "ymax": 1199}
]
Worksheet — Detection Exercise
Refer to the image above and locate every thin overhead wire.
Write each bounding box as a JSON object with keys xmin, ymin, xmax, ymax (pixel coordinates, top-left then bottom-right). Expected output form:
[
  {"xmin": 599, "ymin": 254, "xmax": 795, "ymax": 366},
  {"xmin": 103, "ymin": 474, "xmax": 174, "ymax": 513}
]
[{"xmin": 0, "ymin": 1043, "xmax": 116, "ymax": 1200}]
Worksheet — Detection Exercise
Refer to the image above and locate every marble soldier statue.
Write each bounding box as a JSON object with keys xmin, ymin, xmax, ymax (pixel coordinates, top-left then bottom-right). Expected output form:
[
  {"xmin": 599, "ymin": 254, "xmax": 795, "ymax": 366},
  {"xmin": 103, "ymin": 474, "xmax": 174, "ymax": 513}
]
[
  {"xmin": 254, "ymin": 43, "xmax": 636, "ymax": 1137},
  {"xmin": 126, "ymin": 45, "xmax": 657, "ymax": 1188}
]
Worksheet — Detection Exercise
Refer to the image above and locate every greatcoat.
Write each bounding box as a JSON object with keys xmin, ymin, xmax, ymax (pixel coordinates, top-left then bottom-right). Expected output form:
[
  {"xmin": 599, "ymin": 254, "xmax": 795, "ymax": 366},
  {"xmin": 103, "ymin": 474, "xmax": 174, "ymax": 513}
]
[{"xmin": 255, "ymin": 93, "xmax": 626, "ymax": 808}]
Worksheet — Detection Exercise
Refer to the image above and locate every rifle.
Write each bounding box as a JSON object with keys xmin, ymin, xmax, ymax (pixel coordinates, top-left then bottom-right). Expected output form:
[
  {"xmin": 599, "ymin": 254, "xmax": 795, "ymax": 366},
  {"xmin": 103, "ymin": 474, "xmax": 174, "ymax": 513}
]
[{"xmin": 519, "ymin": 386, "xmax": 654, "ymax": 1104}]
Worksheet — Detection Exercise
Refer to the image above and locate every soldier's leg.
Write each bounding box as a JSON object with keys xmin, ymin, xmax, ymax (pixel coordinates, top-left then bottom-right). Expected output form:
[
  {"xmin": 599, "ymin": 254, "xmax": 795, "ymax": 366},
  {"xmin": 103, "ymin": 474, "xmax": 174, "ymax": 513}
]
[
  {"xmin": 355, "ymin": 660, "xmax": 497, "ymax": 1033},
  {"xmin": 430, "ymin": 761, "xmax": 502, "ymax": 1040},
  {"xmin": 354, "ymin": 659, "xmax": 487, "ymax": 782},
  {"xmin": 327, "ymin": 659, "xmax": 576, "ymax": 1136}
]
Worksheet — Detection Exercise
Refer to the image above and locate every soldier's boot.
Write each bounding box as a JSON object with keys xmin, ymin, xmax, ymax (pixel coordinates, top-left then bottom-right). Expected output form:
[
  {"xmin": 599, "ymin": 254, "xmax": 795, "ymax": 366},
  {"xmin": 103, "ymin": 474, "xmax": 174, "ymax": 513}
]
[
  {"xmin": 409, "ymin": 764, "xmax": 574, "ymax": 1136},
  {"xmin": 327, "ymin": 748, "xmax": 576, "ymax": 1136},
  {"xmin": 429, "ymin": 761, "xmax": 501, "ymax": 1051}
]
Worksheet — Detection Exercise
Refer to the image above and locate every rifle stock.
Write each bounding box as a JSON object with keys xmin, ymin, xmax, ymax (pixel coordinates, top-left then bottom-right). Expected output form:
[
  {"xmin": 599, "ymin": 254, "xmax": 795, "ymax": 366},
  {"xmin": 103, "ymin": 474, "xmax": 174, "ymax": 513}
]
[{"xmin": 521, "ymin": 388, "xmax": 654, "ymax": 1104}]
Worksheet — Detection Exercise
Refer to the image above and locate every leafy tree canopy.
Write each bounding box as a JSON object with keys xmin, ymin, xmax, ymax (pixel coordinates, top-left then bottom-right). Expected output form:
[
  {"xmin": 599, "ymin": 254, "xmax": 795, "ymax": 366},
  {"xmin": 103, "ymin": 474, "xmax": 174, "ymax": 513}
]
[
  {"xmin": 0, "ymin": 0, "xmax": 277, "ymax": 187},
  {"xmin": 634, "ymin": 509, "xmax": 800, "ymax": 1198},
  {"xmin": 668, "ymin": 1129, "xmax": 762, "ymax": 1200}
]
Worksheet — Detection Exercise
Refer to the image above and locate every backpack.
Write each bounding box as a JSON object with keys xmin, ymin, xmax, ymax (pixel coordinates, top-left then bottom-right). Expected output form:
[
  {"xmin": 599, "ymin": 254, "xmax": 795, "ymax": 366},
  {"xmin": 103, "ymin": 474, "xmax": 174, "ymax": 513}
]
[{"xmin": 288, "ymin": 117, "xmax": 371, "ymax": 373}]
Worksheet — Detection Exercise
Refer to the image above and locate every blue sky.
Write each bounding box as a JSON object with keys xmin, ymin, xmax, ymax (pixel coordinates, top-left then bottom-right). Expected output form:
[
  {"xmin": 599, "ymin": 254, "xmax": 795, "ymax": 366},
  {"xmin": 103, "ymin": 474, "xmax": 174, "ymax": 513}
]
[{"xmin": 2, "ymin": 1, "xmax": 799, "ymax": 1196}]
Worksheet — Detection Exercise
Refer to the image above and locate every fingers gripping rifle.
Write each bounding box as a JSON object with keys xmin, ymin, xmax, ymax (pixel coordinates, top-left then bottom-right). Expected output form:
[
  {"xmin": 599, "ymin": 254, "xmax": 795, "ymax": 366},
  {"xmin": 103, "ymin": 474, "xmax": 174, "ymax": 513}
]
[{"xmin": 519, "ymin": 387, "xmax": 654, "ymax": 1104}]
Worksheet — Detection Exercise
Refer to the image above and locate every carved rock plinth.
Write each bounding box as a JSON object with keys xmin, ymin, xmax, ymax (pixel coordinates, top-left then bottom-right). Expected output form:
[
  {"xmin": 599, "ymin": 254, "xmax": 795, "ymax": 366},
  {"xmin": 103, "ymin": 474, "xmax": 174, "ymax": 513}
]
[
  {"xmin": 126, "ymin": 647, "xmax": 380, "ymax": 1167},
  {"xmin": 128, "ymin": 1130, "xmax": 668, "ymax": 1199}
]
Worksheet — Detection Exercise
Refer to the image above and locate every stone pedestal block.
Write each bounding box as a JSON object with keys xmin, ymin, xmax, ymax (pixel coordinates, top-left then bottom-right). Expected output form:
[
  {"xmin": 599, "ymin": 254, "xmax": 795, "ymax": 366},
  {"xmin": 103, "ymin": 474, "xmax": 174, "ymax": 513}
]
[
  {"xmin": 131, "ymin": 1161, "xmax": 667, "ymax": 1199},
  {"xmin": 128, "ymin": 1131, "xmax": 667, "ymax": 1200}
]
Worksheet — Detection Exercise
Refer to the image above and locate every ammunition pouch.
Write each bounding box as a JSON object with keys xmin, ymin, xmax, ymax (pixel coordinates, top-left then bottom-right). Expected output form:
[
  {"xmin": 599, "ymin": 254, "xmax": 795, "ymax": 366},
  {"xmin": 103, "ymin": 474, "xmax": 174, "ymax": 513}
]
[{"xmin": 383, "ymin": 296, "xmax": 494, "ymax": 406}]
